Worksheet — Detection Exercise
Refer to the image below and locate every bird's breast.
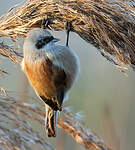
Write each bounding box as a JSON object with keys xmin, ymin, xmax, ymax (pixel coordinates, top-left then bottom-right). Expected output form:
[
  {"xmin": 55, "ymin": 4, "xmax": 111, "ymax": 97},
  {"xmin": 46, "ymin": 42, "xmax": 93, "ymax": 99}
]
[{"xmin": 24, "ymin": 59, "xmax": 56, "ymax": 99}]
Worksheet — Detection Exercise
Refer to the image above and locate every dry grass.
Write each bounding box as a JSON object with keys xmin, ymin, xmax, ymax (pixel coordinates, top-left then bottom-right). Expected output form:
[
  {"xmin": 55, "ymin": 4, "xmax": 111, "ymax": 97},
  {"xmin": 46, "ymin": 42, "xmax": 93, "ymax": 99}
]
[
  {"xmin": 0, "ymin": 0, "xmax": 134, "ymax": 70},
  {"xmin": 0, "ymin": 96, "xmax": 111, "ymax": 150},
  {"xmin": 0, "ymin": 97, "xmax": 55, "ymax": 150}
]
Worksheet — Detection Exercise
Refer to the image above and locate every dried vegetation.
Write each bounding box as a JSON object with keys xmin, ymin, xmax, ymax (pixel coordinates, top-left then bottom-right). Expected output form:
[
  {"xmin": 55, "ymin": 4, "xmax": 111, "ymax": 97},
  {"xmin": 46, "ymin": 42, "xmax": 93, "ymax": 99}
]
[
  {"xmin": 0, "ymin": 0, "xmax": 134, "ymax": 69},
  {"xmin": 0, "ymin": 96, "xmax": 111, "ymax": 150}
]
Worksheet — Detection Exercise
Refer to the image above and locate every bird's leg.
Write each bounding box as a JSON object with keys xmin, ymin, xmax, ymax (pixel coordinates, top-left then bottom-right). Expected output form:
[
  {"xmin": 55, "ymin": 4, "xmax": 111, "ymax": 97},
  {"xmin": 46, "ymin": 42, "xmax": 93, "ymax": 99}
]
[
  {"xmin": 41, "ymin": 18, "xmax": 53, "ymax": 30},
  {"xmin": 65, "ymin": 21, "xmax": 73, "ymax": 47}
]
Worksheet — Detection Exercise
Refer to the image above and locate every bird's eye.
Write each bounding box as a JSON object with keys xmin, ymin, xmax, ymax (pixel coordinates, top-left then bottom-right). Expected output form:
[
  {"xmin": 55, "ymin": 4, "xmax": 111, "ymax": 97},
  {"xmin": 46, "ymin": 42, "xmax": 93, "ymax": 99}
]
[
  {"xmin": 43, "ymin": 36, "xmax": 54, "ymax": 43},
  {"xmin": 35, "ymin": 36, "xmax": 54, "ymax": 49}
]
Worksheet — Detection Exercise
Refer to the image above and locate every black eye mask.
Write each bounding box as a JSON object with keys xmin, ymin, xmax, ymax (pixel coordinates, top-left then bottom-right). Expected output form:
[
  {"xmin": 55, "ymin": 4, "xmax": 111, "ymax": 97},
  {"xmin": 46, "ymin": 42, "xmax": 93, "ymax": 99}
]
[{"xmin": 35, "ymin": 36, "xmax": 54, "ymax": 49}]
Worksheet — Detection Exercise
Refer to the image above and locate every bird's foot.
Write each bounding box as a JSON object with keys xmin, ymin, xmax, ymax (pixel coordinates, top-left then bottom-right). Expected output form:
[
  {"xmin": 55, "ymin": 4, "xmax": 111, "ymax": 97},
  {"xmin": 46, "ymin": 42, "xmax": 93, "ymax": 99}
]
[
  {"xmin": 41, "ymin": 18, "xmax": 54, "ymax": 30},
  {"xmin": 65, "ymin": 21, "xmax": 73, "ymax": 47}
]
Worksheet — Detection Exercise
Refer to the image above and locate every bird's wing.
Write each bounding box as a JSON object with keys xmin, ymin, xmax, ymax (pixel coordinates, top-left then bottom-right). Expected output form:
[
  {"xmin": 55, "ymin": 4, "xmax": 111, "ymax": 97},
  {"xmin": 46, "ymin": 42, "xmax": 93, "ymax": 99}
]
[
  {"xmin": 40, "ymin": 57, "xmax": 66, "ymax": 111},
  {"xmin": 49, "ymin": 58, "xmax": 66, "ymax": 107},
  {"xmin": 53, "ymin": 67, "xmax": 66, "ymax": 107}
]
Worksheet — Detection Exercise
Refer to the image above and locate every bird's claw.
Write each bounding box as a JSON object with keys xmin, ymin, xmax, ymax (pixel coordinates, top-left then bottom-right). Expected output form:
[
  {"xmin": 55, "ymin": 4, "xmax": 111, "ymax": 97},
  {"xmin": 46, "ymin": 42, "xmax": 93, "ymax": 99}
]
[
  {"xmin": 41, "ymin": 18, "xmax": 54, "ymax": 30},
  {"xmin": 65, "ymin": 21, "xmax": 73, "ymax": 47}
]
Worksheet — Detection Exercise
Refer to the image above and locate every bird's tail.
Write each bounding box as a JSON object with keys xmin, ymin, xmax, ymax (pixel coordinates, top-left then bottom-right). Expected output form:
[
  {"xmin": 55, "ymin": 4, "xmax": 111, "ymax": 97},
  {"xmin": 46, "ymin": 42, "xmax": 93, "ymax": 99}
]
[{"xmin": 45, "ymin": 104, "xmax": 57, "ymax": 137}]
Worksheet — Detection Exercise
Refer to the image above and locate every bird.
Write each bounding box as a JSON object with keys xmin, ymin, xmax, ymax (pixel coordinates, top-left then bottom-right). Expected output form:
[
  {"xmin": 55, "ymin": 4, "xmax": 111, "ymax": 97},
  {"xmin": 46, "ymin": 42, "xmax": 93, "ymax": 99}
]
[{"xmin": 21, "ymin": 22, "xmax": 80, "ymax": 137}]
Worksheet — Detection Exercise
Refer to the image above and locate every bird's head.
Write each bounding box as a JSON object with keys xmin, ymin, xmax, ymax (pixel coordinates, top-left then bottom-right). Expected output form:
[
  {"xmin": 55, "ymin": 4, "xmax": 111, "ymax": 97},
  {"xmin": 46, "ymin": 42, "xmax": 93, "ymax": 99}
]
[{"xmin": 26, "ymin": 28, "xmax": 59, "ymax": 49}]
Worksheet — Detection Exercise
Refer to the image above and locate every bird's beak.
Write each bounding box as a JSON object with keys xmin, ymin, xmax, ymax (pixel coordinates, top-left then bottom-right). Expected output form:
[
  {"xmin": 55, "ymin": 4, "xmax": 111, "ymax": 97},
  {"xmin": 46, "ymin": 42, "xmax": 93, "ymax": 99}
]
[{"xmin": 52, "ymin": 38, "xmax": 60, "ymax": 43}]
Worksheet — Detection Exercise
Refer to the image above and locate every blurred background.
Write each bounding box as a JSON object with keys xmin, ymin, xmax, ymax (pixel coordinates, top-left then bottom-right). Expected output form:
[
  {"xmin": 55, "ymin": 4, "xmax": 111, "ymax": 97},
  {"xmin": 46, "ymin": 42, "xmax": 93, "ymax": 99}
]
[{"xmin": 0, "ymin": 1, "xmax": 135, "ymax": 150}]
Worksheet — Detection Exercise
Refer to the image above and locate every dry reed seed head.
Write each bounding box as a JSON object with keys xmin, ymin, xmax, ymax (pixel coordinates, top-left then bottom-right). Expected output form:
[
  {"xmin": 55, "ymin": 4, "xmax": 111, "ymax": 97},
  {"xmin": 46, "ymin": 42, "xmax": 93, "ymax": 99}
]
[
  {"xmin": 0, "ymin": 96, "xmax": 112, "ymax": 150},
  {"xmin": 0, "ymin": 1, "xmax": 134, "ymax": 68},
  {"xmin": 0, "ymin": 97, "xmax": 55, "ymax": 150}
]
